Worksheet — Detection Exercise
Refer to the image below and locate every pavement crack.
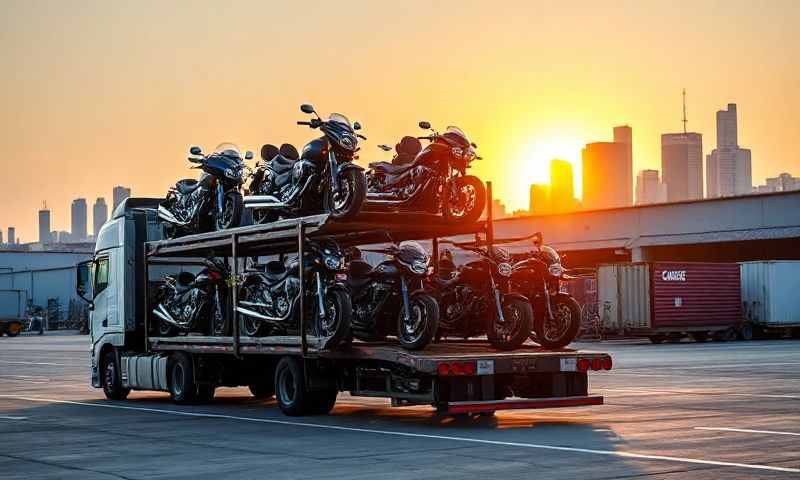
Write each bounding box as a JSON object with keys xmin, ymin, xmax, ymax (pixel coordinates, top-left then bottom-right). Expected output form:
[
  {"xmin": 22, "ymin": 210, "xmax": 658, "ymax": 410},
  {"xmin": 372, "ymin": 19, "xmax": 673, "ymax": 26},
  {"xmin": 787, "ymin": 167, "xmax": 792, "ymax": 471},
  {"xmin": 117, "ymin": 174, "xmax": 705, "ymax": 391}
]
[{"xmin": 0, "ymin": 453, "xmax": 136, "ymax": 480}]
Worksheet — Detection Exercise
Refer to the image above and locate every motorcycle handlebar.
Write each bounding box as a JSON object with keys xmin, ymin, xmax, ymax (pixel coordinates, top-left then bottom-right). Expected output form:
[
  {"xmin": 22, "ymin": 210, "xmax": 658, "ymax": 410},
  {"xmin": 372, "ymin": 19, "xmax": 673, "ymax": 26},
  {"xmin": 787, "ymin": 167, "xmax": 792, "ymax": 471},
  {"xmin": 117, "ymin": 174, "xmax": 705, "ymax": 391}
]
[{"xmin": 297, "ymin": 121, "xmax": 311, "ymax": 126}]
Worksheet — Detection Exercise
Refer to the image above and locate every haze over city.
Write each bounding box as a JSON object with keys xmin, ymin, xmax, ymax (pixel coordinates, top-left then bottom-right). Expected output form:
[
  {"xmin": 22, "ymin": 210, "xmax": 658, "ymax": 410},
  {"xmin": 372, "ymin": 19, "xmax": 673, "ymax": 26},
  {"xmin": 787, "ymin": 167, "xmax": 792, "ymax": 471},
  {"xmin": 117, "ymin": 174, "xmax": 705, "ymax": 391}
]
[{"xmin": 1, "ymin": 0, "xmax": 799, "ymax": 241}]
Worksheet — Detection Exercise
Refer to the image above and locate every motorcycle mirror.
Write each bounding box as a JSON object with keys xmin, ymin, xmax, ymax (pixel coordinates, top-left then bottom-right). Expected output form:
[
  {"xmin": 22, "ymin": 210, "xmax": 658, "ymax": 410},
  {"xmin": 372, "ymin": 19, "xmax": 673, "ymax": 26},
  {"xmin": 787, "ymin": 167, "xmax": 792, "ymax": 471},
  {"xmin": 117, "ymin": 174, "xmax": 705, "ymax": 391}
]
[
  {"xmin": 300, "ymin": 104, "xmax": 315, "ymax": 114},
  {"xmin": 471, "ymin": 142, "xmax": 478, "ymax": 149},
  {"xmin": 378, "ymin": 144, "xmax": 392, "ymax": 151},
  {"xmin": 244, "ymin": 151, "xmax": 254, "ymax": 160},
  {"xmin": 353, "ymin": 121, "xmax": 362, "ymax": 131},
  {"xmin": 189, "ymin": 146, "xmax": 202, "ymax": 155},
  {"xmin": 418, "ymin": 121, "xmax": 431, "ymax": 130}
]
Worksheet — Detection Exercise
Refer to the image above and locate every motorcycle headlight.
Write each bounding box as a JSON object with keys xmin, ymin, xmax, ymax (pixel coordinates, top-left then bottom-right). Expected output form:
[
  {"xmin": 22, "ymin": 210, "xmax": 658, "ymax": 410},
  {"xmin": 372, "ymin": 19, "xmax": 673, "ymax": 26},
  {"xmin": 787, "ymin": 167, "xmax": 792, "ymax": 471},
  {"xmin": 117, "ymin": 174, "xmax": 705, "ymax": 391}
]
[
  {"xmin": 410, "ymin": 260, "xmax": 428, "ymax": 275},
  {"xmin": 451, "ymin": 147, "xmax": 464, "ymax": 159},
  {"xmin": 497, "ymin": 262, "xmax": 512, "ymax": 277},
  {"xmin": 224, "ymin": 168, "xmax": 241, "ymax": 180},
  {"xmin": 549, "ymin": 263, "xmax": 564, "ymax": 277},
  {"xmin": 324, "ymin": 254, "xmax": 342, "ymax": 270}
]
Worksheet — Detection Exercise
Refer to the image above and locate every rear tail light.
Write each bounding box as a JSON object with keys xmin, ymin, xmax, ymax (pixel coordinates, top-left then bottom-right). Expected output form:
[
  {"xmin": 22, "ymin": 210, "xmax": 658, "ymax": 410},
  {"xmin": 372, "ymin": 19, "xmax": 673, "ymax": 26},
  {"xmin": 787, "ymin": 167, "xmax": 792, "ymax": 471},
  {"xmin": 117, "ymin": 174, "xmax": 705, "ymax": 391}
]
[
  {"xmin": 437, "ymin": 361, "xmax": 477, "ymax": 376},
  {"xmin": 602, "ymin": 356, "xmax": 613, "ymax": 370},
  {"xmin": 577, "ymin": 358, "xmax": 591, "ymax": 372},
  {"xmin": 591, "ymin": 358, "xmax": 602, "ymax": 371}
]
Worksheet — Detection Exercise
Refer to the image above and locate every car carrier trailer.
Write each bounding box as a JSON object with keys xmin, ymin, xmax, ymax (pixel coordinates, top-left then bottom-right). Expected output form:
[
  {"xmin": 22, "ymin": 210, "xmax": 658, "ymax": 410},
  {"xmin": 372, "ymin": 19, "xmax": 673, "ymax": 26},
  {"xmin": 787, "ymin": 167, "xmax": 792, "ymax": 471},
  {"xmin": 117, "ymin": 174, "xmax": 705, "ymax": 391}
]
[{"xmin": 78, "ymin": 190, "xmax": 612, "ymax": 416}]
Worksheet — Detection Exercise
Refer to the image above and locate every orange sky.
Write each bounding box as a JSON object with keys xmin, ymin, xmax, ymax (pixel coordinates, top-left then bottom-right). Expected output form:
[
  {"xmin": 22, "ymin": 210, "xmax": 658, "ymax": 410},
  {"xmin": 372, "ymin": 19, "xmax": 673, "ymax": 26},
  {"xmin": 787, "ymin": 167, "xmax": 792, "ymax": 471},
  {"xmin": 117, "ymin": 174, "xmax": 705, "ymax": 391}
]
[{"xmin": 1, "ymin": 0, "xmax": 799, "ymax": 241}]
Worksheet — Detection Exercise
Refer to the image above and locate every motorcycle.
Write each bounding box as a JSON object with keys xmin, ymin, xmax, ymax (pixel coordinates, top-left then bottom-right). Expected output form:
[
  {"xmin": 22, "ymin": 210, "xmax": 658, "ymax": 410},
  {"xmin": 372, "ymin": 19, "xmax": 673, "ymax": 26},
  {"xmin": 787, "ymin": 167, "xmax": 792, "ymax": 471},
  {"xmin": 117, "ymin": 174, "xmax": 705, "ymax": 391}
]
[
  {"xmin": 152, "ymin": 258, "xmax": 230, "ymax": 336},
  {"xmin": 244, "ymin": 104, "xmax": 367, "ymax": 223},
  {"xmin": 236, "ymin": 240, "xmax": 351, "ymax": 349},
  {"xmin": 347, "ymin": 241, "xmax": 439, "ymax": 350},
  {"xmin": 365, "ymin": 122, "xmax": 486, "ymax": 223},
  {"xmin": 158, "ymin": 143, "xmax": 251, "ymax": 239},
  {"xmin": 510, "ymin": 233, "xmax": 581, "ymax": 349},
  {"xmin": 430, "ymin": 245, "xmax": 532, "ymax": 350}
]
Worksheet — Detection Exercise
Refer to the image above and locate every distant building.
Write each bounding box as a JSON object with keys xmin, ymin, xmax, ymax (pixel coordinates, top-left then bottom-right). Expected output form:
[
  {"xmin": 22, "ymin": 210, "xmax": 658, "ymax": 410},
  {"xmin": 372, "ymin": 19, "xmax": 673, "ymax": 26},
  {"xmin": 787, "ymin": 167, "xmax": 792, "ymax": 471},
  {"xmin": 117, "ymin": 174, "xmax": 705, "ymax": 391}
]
[
  {"xmin": 635, "ymin": 169, "xmax": 667, "ymax": 205},
  {"xmin": 38, "ymin": 204, "xmax": 52, "ymax": 244},
  {"xmin": 754, "ymin": 173, "xmax": 800, "ymax": 193},
  {"xmin": 550, "ymin": 159, "xmax": 580, "ymax": 213},
  {"xmin": 613, "ymin": 126, "xmax": 633, "ymax": 205},
  {"xmin": 582, "ymin": 141, "xmax": 628, "ymax": 210},
  {"xmin": 661, "ymin": 132, "xmax": 703, "ymax": 202},
  {"xmin": 113, "ymin": 186, "xmax": 131, "ymax": 212},
  {"xmin": 56, "ymin": 231, "xmax": 72, "ymax": 243},
  {"xmin": 0, "ymin": 230, "xmax": 3, "ymax": 244},
  {"xmin": 7, "ymin": 227, "xmax": 15, "ymax": 245},
  {"xmin": 71, "ymin": 198, "xmax": 88, "ymax": 242},
  {"xmin": 529, "ymin": 184, "xmax": 551, "ymax": 215},
  {"xmin": 93, "ymin": 197, "xmax": 108, "ymax": 238},
  {"xmin": 707, "ymin": 104, "xmax": 752, "ymax": 197}
]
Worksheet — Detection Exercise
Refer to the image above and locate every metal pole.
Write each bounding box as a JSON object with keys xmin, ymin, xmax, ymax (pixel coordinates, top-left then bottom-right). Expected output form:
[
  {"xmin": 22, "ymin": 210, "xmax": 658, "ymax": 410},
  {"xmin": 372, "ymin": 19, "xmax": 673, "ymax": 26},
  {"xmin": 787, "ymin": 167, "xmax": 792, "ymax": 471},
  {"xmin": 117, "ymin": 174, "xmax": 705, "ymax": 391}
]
[
  {"xmin": 298, "ymin": 221, "xmax": 307, "ymax": 358},
  {"xmin": 486, "ymin": 181, "xmax": 494, "ymax": 248},
  {"xmin": 232, "ymin": 233, "xmax": 241, "ymax": 359},
  {"xmin": 432, "ymin": 237, "xmax": 440, "ymax": 275}
]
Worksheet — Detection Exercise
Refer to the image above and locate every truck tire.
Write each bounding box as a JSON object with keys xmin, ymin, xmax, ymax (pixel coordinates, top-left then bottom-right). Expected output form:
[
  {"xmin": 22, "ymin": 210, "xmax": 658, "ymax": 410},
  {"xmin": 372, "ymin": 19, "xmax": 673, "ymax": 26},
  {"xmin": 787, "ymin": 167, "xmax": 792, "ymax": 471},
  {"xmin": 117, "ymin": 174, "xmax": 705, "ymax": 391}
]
[
  {"xmin": 169, "ymin": 352, "xmax": 198, "ymax": 404},
  {"xmin": 275, "ymin": 356, "xmax": 312, "ymax": 416},
  {"xmin": 649, "ymin": 335, "xmax": 665, "ymax": 344},
  {"xmin": 102, "ymin": 351, "xmax": 130, "ymax": 400},
  {"xmin": 5, "ymin": 321, "xmax": 22, "ymax": 337},
  {"xmin": 690, "ymin": 332, "xmax": 708, "ymax": 343},
  {"xmin": 738, "ymin": 323, "xmax": 753, "ymax": 341}
]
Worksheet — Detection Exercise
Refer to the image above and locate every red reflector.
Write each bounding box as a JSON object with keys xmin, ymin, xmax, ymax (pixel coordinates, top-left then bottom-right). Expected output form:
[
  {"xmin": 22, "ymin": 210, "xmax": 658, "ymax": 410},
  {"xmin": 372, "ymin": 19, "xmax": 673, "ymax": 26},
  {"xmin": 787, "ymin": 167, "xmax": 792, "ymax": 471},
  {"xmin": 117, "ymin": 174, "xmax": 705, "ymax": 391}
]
[
  {"xmin": 591, "ymin": 358, "xmax": 602, "ymax": 371},
  {"xmin": 450, "ymin": 362, "xmax": 463, "ymax": 376},
  {"xmin": 437, "ymin": 363, "xmax": 450, "ymax": 376},
  {"xmin": 602, "ymin": 357, "xmax": 613, "ymax": 370},
  {"xmin": 462, "ymin": 362, "xmax": 476, "ymax": 376},
  {"xmin": 577, "ymin": 358, "xmax": 590, "ymax": 372}
]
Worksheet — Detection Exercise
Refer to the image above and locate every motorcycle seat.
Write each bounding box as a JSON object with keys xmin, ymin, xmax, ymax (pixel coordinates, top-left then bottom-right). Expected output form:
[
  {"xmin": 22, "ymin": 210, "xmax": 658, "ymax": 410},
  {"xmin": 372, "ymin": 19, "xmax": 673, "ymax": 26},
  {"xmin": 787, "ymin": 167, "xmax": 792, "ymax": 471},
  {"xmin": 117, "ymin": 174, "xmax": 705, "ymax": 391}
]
[
  {"xmin": 175, "ymin": 179, "xmax": 201, "ymax": 195},
  {"xmin": 269, "ymin": 154, "xmax": 297, "ymax": 174},
  {"xmin": 368, "ymin": 161, "xmax": 412, "ymax": 175},
  {"xmin": 261, "ymin": 144, "xmax": 279, "ymax": 162},
  {"xmin": 392, "ymin": 136, "xmax": 422, "ymax": 165},
  {"xmin": 263, "ymin": 260, "xmax": 290, "ymax": 283}
]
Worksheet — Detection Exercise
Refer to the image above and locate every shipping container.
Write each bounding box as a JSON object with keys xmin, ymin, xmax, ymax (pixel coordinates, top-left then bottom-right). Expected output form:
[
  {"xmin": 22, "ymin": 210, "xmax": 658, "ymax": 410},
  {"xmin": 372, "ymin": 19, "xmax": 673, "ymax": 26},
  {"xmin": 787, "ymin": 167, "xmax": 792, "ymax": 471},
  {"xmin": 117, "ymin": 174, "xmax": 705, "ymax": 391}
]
[
  {"xmin": 740, "ymin": 261, "xmax": 800, "ymax": 329},
  {"xmin": 597, "ymin": 262, "xmax": 743, "ymax": 342}
]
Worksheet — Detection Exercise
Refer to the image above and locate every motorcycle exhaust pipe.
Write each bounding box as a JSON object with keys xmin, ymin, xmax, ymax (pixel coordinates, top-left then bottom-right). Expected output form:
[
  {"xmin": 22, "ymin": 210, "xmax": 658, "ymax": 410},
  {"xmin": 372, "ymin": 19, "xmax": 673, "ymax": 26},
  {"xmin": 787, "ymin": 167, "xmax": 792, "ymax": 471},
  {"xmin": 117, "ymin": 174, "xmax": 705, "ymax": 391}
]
[
  {"xmin": 243, "ymin": 195, "xmax": 286, "ymax": 209},
  {"xmin": 236, "ymin": 306, "xmax": 288, "ymax": 323},
  {"xmin": 152, "ymin": 305, "xmax": 179, "ymax": 326},
  {"xmin": 365, "ymin": 178, "xmax": 432, "ymax": 206}
]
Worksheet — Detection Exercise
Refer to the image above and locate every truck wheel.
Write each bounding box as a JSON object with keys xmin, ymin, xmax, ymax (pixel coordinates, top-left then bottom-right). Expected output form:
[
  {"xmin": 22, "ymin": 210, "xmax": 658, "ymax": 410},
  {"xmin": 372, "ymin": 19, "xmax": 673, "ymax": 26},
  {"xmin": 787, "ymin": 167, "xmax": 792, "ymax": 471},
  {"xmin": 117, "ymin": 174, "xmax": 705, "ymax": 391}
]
[
  {"xmin": 169, "ymin": 352, "xmax": 198, "ymax": 404},
  {"xmin": 649, "ymin": 335, "xmax": 665, "ymax": 344},
  {"xmin": 738, "ymin": 323, "xmax": 753, "ymax": 341},
  {"xmin": 5, "ymin": 321, "xmax": 21, "ymax": 337},
  {"xmin": 102, "ymin": 351, "xmax": 130, "ymax": 400},
  {"xmin": 690, "ymin": 332, "xmax": 708, "ymax": 343},
  {"xmin": 275, "ymin": 356, "xmax": 312, "ymax": 416}
]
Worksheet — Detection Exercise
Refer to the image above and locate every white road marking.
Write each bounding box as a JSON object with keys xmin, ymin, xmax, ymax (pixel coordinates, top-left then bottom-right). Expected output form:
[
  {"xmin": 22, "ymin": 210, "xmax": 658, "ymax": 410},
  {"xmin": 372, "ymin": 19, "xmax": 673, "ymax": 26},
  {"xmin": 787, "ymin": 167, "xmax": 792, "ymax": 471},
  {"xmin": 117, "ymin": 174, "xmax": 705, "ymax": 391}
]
[
  {"xmin": 0, "ymin": 394, "xmax": 798, "ymax": 474},
  {"xmin": 658, "ymin": 362, "xmax": 800, "ymax": 370},
  {"xmin": 0, "ymin": 415, "xmax": 27, "ymax": 420},
  {"xmin": 0, "ymin": 360, "xmax": 70, "ymax": 367},
  {"xmin": 599, "ymin": 387, "xmax": 800, "ymax": 400},
  {"xmin": 696, "ymin": 427, "xmax": 800, "ymax": 437}
]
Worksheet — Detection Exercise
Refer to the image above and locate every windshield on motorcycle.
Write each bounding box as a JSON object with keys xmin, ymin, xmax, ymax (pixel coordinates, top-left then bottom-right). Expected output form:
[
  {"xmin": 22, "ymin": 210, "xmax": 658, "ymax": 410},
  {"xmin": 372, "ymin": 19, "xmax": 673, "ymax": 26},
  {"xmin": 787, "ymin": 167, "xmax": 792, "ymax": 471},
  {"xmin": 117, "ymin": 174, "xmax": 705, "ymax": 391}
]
[
  {"xmin": 213, "ymin": 142, "xmax": 243, "ymax": 158},
  {"xmin": 396, "ymin": 241, "xmax": 429, "ymax": 275},
  {"xmin": 538, "ymin": 245, "xmax": 561, "ymax": 266},
  {"xmin": 443, "ymin": 126, "xmax": 470, "ymax": 149},
  {"xmin": 328, "ymin": 113, "xmax": 354, "ymax": 132},
  {"xmin": 488, "ymin": 246, "xmax": 511, "ymax": 262}
]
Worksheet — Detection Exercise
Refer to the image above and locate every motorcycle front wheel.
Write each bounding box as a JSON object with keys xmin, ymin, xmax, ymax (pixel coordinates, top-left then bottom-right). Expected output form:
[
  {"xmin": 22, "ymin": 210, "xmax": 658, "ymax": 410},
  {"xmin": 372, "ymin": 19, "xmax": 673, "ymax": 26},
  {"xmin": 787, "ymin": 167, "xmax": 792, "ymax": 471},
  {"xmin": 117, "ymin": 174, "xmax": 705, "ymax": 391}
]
[
  {"xmin": 443, "ymin": 175, "xmax": 486, "ymax": 224},
  {"xmin": 315, "ymin": 289, "xmax": 351, "ymax": 349},
  {"xmin": 487, "ymin": 297, "xmax": 533, "ymax": 350},
  {"xmin": 533, "ymin": 294, "xmax": 581, "ymax": 349},
  {"xmin": 214, "ymin": 191, "xmax": 243, "ymax": 231},
  {"xmin": 324, "ymin": 169, "xmax": 366, "ymax": 220},
  {"xmin": 239, "ymin": 283, "xmax": 265, "ymax": 337},
  {"xmin": 396, "ymin": 293, "xmax": 439, "ymax": 350}
]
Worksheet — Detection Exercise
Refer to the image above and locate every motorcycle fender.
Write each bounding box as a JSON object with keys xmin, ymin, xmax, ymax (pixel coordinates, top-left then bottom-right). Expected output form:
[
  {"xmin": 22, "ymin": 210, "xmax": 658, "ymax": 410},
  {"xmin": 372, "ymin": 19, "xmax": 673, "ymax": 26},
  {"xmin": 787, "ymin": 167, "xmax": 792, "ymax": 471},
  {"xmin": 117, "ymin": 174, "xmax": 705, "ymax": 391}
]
[
  {"xmin": 337, "ymin": 163, "xmax": 364, "ymax": 174},
  {"xmin": 503, "ymin": 292, "xmax": 530, "ymax": 305}
]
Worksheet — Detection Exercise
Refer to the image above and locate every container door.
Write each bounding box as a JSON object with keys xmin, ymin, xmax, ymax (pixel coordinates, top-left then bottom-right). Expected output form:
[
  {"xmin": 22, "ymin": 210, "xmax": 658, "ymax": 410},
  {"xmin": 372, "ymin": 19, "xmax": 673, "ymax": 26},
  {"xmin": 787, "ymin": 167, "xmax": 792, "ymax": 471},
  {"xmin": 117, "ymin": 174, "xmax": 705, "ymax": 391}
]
[{"xmin": 597, "ymin": 265, "xmax": 619, "ymax": 332}]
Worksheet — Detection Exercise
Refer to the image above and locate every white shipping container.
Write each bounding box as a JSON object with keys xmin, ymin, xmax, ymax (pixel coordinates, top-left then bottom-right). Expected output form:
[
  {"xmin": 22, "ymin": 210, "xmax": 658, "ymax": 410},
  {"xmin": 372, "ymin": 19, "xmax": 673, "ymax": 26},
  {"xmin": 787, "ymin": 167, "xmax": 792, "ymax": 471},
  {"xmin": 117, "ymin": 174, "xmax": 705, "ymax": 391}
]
[
  {"xmin": 597, "ymin": 263, "xmax": 651, "ymax": 332},
  {"xmin": 740, "ymin": 261, "xmax": 800, "ymax": 326}
]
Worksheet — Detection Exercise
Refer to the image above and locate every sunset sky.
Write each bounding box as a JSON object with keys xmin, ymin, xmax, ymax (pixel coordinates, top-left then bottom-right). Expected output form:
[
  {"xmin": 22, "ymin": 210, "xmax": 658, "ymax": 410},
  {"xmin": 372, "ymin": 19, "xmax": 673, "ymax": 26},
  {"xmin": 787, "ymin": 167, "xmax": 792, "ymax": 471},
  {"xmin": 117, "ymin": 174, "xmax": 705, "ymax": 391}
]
[{"xmin": 1, "ymin": 0, "xmax": 799, "ymax": 241}]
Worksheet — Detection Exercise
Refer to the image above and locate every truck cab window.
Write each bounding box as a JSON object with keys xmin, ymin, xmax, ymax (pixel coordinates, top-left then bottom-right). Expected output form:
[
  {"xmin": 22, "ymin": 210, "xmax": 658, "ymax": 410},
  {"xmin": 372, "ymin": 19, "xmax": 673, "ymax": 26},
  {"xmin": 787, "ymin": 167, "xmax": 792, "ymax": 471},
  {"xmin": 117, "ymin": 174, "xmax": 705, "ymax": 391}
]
[{"xmin": 95, "ymin": 257, "xmax": 110, "ymax": 294}]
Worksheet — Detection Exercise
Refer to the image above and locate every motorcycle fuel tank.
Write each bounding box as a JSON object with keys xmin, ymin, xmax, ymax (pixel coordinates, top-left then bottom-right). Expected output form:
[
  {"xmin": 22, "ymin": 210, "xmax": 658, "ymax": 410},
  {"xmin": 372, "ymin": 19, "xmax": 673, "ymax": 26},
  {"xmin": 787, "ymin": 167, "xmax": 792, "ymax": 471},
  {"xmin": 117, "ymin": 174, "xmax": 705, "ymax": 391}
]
[{"xmin": 301, "ymin": 137, "xmax": 328, "ymax": 165}]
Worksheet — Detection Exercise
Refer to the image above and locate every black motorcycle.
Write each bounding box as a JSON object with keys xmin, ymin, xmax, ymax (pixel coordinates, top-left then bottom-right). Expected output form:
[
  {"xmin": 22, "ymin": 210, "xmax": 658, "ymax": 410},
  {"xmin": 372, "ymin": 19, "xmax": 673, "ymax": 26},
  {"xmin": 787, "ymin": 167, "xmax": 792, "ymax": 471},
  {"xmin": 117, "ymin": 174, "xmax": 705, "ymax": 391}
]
[
  {"xmin": 159, "ymin": 143, "xmax": 251, "ymax": 239},
  {"xmin": 365, "ymin": 122, "xmax": 486, "ymax": 223},
  {"xmin": 347, "ymin": 241, "xmax": 439, "ymax": 350},
  {"xmin": 244, "ymin": 104, "xmax": 367, "ymax": 224},
  {"xmin": 236, "ymin": 240, "xmax": 351, "ymax": 349},
  {"xmin": 430, "ymin": 245, "xmax": 532, "ymax": 350},
  {"xmin": 510, "ymin": 234, "xmax": 581, "ymax": 349},
  {"xmin": 152, "ymin": 258, "xmax": 229, "ymax": 336}
]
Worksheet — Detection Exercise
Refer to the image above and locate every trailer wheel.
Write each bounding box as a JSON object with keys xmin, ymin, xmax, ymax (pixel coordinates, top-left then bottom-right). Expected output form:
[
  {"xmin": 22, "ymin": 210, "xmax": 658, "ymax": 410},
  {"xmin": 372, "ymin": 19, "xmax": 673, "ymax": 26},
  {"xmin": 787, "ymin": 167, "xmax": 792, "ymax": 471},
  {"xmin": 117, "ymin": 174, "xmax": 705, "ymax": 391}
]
[
  {"xmin": 738, "ymin": 323, "xmax": 753, "ymax": 341},
  {"xmin": 690, "ymin": 332, "xmax": 708, "ymax": 343},
  {"xmin": 169, "ymin": 352, "xmax": 198, "ymax": 404},
  {"xmin": 648, "ymin": 335, "xmax": 665, "ymax": 344},
  {"xmin": 275, "ymin": 356, "xmax": 311, "ymax": 416},
  {"xmin": 102, "ymin": 351, "xmax": 130, "ymax": 400},
  {"xmin": 5, "ymin": 321, "xmax": 21, "ymax": 337}
]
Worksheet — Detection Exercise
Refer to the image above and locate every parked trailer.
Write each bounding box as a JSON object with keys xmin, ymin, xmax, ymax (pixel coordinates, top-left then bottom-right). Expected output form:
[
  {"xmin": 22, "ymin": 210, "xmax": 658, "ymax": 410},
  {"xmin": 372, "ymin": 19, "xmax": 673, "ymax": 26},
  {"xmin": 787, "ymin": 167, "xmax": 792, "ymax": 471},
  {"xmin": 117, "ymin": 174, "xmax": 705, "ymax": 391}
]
[
  {"xmin": 740, "ymin": 261, "xmax": 800, "ymax": 338},
  {"xmin": 77, "ymin": 193, "xmax": 612, "ymax": 416},
  {"xmin": 597, "ymin": 262, "xmax": 743, "ymax": 343}
]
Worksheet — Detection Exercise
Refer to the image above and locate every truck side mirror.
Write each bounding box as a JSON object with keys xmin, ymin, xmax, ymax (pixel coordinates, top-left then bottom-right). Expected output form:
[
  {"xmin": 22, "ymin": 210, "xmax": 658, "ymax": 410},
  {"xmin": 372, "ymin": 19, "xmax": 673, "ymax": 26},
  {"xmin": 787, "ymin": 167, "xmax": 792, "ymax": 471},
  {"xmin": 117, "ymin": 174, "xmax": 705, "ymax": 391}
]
[{"xmin": 76, "ymin": 261, "xmax": 93, "ymax": 304}]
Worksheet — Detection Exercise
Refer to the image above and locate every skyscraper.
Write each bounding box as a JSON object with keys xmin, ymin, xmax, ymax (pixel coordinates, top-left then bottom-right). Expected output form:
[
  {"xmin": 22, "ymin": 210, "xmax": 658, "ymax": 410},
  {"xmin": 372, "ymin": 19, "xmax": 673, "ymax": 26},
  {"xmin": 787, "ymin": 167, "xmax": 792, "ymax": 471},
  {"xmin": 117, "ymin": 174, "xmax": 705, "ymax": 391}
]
[
  {"xmin": 93, "ymin": 197, "xmax": 108, "ymax": 238},
  {"xmin": 71, "ymin": 198, "xmax": 88, "ymax": 242},
  {"xmin": 635, "ymin": 169, "xmax": 667, "ymax": 205},
  {"xmin": 529, "ymin": 184, "xmax": 551, "ymax": 215},
  {"xmin": 661, "ymin": 133, "xmax": 703, "ymax": 201},
  {"xmin": 8, "ymin": 227, "xmax": 15, "ymax": 245},
  {"xmin": 613, "ymin": 125, "xmax": 633, "ymax": 206},
  {"xmin": 113, "ymin": 186, "xmax": 131, "ymax": 211},
  {"xmin": 550, "ymin": 159, "xmax": 579, "ymax": 213},
  {"xmin": 707, "ymin": 104, "xmax": 752, "ymax": 197},
  {"xmin": 582, "ymin": 141, "xmax": 628, "ymax": 210},
  {"xmin": 38, "ymin": 203, "xmax": 51, "ymax": 244}
]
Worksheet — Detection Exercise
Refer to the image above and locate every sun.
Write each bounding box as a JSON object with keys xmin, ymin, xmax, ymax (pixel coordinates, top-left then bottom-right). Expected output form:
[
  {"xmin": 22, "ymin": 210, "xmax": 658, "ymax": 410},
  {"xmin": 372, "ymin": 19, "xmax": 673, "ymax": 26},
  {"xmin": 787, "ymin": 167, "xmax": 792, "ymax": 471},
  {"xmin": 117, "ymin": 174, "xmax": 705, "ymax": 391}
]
[{"xmin": 514, "ymin": 130, "xmax": 586, "ymax": 202}]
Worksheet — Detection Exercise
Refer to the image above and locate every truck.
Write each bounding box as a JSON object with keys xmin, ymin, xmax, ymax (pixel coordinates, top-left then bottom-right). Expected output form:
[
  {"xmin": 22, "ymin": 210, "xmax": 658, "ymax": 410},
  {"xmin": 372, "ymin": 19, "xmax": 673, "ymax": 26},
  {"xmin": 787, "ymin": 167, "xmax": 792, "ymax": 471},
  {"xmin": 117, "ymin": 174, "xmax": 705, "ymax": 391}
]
[{"xmin": 76, "ymin": 196, "xmax": 612, "ymax": 416}]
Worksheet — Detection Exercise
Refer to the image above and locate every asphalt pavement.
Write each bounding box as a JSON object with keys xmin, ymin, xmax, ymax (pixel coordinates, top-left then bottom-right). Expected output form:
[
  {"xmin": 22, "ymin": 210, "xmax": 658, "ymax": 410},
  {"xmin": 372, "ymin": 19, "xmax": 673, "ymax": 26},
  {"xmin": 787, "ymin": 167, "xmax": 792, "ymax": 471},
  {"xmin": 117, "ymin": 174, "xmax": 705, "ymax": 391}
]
[{"xmin": 1, "ymin": 334, "xmax": 798, "ymax": 479}]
